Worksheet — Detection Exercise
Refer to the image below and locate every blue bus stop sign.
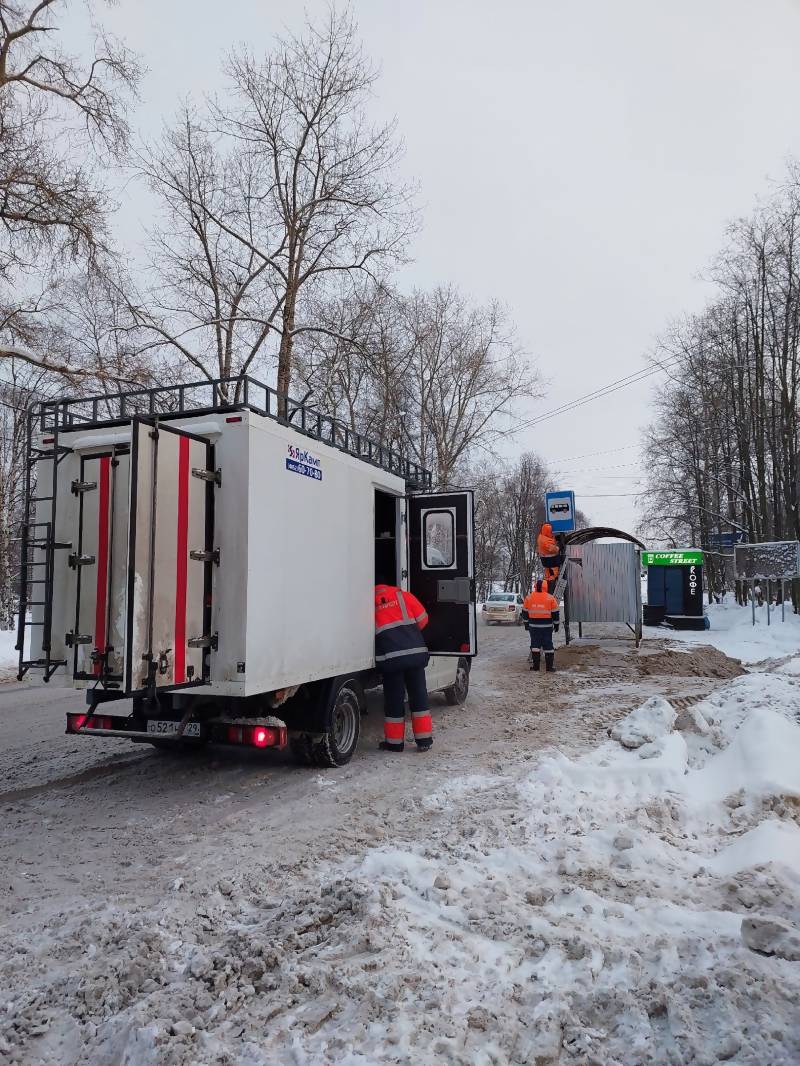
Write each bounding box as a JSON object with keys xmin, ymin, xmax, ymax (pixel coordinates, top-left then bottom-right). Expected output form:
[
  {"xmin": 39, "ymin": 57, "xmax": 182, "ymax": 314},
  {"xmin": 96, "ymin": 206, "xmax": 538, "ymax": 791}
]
[{"xmin": 545, "ymin": 490, "xmax": 576, "ymax": 533}]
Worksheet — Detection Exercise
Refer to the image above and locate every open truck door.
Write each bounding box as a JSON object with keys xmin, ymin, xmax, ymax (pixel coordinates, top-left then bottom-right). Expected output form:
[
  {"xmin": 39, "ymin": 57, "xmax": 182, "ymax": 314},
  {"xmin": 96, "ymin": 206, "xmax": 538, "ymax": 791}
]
[
  {"xmin": 407, "ymin": 490, "xmax": 476, "ymax": 656},
  {"xmin": 69, "ymin": 418, "xmax": 215, "ymax": 693},
  {"xmin": 126, "ymin": 419, "xmax": 215, "ymax": 693}
]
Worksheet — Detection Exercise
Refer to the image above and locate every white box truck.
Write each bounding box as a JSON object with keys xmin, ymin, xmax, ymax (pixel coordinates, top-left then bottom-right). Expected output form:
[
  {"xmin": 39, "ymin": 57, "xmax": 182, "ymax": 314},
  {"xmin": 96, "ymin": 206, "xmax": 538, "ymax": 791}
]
[{"xmin": 17, "ymin": 377, "xmax": 476, "ymax": 766}]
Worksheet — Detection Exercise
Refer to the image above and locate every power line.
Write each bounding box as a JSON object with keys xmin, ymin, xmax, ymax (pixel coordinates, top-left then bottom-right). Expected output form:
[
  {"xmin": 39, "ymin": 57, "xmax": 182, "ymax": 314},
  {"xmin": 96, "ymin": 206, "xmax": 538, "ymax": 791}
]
[
  {"xmin": 510, "ymin": 357, "xmax": 680, "ymax": 435},
  {"xmin": 543, "ymin": 443, "xmax": 639, "ymax": 464},
  {"xmin": 578, "ymin": 491, "xmax": 645, "ymax": 498}
]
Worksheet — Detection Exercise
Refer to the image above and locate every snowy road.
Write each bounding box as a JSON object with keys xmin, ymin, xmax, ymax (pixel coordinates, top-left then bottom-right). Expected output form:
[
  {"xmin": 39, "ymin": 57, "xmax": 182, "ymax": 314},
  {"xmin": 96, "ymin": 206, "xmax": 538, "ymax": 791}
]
[{"xmin": 2, "ymin": 614, "xmax": 800, "ymax": 1064}]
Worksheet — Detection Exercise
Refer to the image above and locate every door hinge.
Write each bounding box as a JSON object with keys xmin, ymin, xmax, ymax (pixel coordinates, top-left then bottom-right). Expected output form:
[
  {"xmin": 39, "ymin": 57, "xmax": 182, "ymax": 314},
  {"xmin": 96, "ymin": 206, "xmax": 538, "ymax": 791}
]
[
  {"xmin": 188, "ymin": 632, "xmax": 218, "ymax": 650},
  {"xmin": 68, "ymin": 552, "xmax": 96, "ymax": 569},
  {"xmin": 189, "ymin": 548, "xmax": 220, "ymax": 565},
  {"xmin": 71, "ymin": 480, "xmax": 97, "ymax": 495},
  {"xmin": 65, "ymin": 632, "xmax": 93, "ymax": 647},
  {"xmin": 192, "ymin": 467, "xmax": 222, "ymax": 487}
]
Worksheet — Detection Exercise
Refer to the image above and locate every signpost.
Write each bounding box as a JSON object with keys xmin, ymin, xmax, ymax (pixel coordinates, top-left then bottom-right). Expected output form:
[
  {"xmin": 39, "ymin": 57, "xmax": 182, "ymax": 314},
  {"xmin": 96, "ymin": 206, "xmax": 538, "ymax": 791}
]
[
  {"xmin": 708, "ymin": 530, "xmax": 744, "ymax": 550},
  {"xmin": 544, "ymin": 490, "xmax": 576, "ymax": 534}
]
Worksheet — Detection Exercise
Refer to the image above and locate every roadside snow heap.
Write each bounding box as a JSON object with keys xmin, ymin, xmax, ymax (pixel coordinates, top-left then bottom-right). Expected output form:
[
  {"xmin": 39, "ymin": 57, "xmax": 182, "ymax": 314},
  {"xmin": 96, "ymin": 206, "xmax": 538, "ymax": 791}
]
[{"xmin": 4, "ymin": 670, "xmax": 800, "ymax": 1064}]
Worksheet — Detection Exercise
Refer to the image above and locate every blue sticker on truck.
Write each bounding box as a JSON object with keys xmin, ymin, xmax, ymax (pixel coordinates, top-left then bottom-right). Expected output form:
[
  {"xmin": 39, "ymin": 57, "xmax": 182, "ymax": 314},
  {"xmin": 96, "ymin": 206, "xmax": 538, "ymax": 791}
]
[{"xmin": 286, "ymin": 445, "xmax": 322, "ymax": 481}]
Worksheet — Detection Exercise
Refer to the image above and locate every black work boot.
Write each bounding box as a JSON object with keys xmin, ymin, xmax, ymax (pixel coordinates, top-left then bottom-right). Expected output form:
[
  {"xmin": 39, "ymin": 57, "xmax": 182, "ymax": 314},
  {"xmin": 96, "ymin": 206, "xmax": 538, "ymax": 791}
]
[
  {"xmin": 530, "ymin": 652, "xmax": 541, "ymax": 672},
  {"xmin": 379, "ymin": 741, "xmax": 404, "ymax": 753},
  {"xmin": 415, "ymin": 738, "xmax": 433, "ymax": 752},
  {"xmin": 545, "ymin": 653, "xmax": 555, "ymax": 673}
]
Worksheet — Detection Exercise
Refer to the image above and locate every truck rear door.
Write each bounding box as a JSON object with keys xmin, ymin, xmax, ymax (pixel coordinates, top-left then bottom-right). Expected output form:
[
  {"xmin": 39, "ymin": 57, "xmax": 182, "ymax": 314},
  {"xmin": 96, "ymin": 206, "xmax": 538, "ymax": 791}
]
[
  {"xmin": 125, "ymin": 419, "xmax": 214, "ymax": 692},
  {"xmin": 73, "ymin": 448, "xmax": 131, "ymax": 681},
  {"xmin": 406, "ymin": 490, "xmax": 476, "ymax": 656}
]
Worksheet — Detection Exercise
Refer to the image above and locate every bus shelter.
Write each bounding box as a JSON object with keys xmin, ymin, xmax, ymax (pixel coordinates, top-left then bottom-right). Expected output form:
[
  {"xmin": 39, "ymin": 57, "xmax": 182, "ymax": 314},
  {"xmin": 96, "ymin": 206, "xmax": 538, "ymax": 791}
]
[{"xmin": 562, "ymin": 531, "xmax": 644, "ymax": 646}]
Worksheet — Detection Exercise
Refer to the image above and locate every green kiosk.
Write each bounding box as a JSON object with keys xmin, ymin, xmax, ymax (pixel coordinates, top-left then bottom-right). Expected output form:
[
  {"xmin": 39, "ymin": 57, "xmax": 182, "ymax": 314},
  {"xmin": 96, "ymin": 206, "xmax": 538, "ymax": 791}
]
[{"xmin": 642, "ymin": 549, "xmax": 708, "ymax": 630}]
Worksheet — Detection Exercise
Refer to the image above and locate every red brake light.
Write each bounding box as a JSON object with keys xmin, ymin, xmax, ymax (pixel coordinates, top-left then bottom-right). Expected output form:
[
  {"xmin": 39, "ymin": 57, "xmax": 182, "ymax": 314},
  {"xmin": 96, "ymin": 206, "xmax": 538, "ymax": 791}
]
[
  {"xmin": 253, "ymin": 726, "xmax": 269, "ymax": 747},
  {"xmin": 42, "ymin": 437, "xmax": 54, "ymax": 445},
  {"xmin": 66, "ymin": 713, "xmax": 88, "ymax": 733},
  {"xmin": 459, "ymin": 643, "xmax": 470, "ymax": 652},
  {"xmin": 225, "ymin": 416, "xmax": 242, "ymax": 423}
]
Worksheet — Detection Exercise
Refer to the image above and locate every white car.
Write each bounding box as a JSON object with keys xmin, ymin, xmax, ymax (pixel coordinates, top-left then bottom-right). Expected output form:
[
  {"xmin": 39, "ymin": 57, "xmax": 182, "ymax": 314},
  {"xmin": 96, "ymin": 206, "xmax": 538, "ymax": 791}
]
[{"xmin": 482, "ymin": 592, "xmax": 524, "ymax": 625}]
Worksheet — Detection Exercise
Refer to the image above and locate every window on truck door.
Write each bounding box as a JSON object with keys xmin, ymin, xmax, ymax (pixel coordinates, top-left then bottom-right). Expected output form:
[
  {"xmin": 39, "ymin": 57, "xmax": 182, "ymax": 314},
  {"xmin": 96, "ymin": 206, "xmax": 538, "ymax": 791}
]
[{"xmin": 422, "ymin": 508, "xmax": 455, "ymax": 569}]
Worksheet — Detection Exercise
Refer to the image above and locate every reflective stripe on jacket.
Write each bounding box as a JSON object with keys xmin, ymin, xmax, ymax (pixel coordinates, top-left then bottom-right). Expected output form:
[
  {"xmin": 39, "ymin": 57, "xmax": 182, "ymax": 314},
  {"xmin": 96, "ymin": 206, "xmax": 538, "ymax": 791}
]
[
  {"xmin": 375, "ymin": 585, "xmax": 429, "ymax": 666},
  {"xmin": 523, "ymin": 588, "xmax": 560, "ymax": 628}
]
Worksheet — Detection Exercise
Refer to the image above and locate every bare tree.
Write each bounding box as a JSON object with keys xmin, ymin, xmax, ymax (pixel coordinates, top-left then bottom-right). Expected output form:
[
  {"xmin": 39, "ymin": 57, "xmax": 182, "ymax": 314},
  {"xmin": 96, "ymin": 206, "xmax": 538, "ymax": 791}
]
[
  {"xmin": 0, "ymin": 358, "xmax": 57, "ymax": 628},
  {"xmin": 293, "ymin": 282, "xmax": 540, "ymax": 485},
  {"xmin": 126, "ymin": 110, "xmax": 285, "ymax": 396},
  {"xmin": 640, "ymin": 163, "xmax": 800, "ymax": 609},
  {"xmin": 399, "ymin": 287, "xmax": 540, "ymax": 486},
  {"xmin": 135, "ymin": 9, "xmax": 414, "ymax": 399},
  {"xmin": 0, "ymin": 0, "xmax": 140, "ymax": 371}
]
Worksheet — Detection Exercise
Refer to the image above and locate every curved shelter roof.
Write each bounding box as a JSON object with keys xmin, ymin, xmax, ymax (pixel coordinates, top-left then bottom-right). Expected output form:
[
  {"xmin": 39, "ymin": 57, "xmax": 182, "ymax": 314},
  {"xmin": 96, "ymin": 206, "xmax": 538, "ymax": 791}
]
[{"xmin": 563, "ymin": 526, "xmax": 646, "ymax": 550}]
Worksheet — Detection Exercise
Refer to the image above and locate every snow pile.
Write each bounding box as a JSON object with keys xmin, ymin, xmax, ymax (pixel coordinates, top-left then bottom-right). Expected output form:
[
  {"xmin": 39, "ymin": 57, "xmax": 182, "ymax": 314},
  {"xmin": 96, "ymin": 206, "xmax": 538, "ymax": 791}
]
[
  {"xmin": 4, "ymin": 675, "xmax": 800, "ymax": 1064},
  {"xmin": 609, "ymin": 694, "xmax": 675, "ymax": 749}
]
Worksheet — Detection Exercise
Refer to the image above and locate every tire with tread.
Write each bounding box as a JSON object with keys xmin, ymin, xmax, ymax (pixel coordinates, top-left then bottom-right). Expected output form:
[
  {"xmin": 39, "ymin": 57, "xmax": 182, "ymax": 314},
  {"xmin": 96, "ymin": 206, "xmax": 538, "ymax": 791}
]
[
  {"xmin": 291, "ymin": 677, "xmax": 363, "ymax": 768},
  {"xmin": 444, "ymin": 657, "xmax": 471, "ymax": 706}
]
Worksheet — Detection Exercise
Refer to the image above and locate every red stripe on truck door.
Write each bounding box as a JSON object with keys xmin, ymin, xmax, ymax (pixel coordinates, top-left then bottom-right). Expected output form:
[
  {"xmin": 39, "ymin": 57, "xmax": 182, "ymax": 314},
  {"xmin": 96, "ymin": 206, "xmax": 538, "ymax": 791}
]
[
  {"xmin": 93, "ymin": 457, "xmax": 111, "ymax": 675},
  {"xmin": 174, "ymin": 436, "xmax": 190, "ymax": 683}
]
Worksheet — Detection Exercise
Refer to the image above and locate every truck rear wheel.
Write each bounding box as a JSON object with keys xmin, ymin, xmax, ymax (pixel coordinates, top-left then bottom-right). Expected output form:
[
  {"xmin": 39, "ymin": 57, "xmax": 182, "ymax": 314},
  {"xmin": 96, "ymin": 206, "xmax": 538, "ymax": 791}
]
[
  {"xmin": 291, "ymin": 676, "xmax": 363, "ymax": 768},
  {"xmin": 444, "ymin": 657, "xmax": 470, "ymax": 706}
]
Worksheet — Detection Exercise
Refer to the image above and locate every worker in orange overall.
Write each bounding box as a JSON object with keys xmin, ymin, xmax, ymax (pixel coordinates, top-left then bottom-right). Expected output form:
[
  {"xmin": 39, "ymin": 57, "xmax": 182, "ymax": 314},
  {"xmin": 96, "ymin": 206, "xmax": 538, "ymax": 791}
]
[
  {"xmin": 536, "ymin": 523, "xmax": 564, "ymax": 592},
  {"xmin": 374, "ymin": 584, "xmax": 433, "ymax": 752},
  {"xmin": 523, "ymin": 579, "xmax": 560, "ymax": 673}
]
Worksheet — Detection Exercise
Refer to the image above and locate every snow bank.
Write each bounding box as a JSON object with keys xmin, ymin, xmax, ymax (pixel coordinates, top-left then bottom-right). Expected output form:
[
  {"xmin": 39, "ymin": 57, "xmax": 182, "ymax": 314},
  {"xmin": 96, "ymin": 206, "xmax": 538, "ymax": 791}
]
[
  {"xmin": 4, "ymin": 675, "xmax": 800, "ymax": 1064},
  {"xmin": 647, "ymin": 599, "xmax": 800, "ymax": 666}
]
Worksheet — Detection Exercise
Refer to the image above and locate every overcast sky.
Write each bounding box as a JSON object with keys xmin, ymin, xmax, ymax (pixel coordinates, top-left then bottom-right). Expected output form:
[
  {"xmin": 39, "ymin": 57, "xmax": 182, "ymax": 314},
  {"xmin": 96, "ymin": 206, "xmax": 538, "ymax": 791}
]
[{"xmin": 90, "ymin": 0, "xmax": 800, "ymax": 534}]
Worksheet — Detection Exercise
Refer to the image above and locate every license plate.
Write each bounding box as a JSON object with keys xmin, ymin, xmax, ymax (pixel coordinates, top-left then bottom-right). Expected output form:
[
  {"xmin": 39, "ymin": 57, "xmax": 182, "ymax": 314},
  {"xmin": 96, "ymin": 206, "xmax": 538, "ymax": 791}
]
[{"xmin": 146, "ymin": 720, "xmax": 202, "ymax": 738}]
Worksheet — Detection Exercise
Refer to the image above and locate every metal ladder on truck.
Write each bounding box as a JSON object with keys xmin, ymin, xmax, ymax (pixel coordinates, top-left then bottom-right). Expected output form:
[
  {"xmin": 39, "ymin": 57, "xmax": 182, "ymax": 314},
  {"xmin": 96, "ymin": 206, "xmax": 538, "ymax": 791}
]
[{"xmin": 15, "ymin": 410, "xmax": 72, "ymax": 681}]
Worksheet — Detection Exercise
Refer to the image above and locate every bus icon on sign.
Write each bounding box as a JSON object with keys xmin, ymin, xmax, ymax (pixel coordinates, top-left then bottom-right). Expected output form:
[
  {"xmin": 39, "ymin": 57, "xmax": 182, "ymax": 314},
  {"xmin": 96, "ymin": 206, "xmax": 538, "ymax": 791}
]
[{"xmin": 544, "ymin": 490, "xmax": 576, "ymax": 533}]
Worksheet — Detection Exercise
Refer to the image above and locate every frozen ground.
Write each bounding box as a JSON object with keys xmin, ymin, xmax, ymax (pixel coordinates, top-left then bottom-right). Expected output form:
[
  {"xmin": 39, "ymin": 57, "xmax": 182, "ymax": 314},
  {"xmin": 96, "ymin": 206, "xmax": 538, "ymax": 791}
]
[{"xmin": 1, "ymin": 613, "xmax": 799, "ymax": 1064}]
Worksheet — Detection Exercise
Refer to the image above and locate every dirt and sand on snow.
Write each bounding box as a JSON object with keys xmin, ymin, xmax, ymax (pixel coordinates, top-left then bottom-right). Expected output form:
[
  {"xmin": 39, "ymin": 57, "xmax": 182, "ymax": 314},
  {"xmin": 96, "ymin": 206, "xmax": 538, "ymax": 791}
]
[{"xmin": 2, "ymin": 613, "xmax": 800, "ymax": 1065}]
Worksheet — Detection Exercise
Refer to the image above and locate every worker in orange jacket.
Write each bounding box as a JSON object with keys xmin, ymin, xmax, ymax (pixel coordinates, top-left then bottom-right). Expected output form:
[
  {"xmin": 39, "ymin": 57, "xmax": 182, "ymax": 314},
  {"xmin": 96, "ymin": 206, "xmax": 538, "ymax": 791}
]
[
  {"xmin": 536, "ymin": 523, "xmax": 564, "ymax": 592},
  {"xmin": 523, "ymin": 580, "xmax": 560, "ymax": 673},
  {"xmin": 374, "ymin": 584, "xmax": 433, "ymax": 752}
]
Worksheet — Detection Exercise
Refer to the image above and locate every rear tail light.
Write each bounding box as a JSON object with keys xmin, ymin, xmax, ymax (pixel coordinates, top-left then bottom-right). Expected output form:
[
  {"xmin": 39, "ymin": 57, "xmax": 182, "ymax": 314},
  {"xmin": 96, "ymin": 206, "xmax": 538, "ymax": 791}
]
[
  {"xmin": 225, "ymin": 724, "xmax": 286, "ymax": 749},
  {"xmin": 66, "ymin": 713, "xmax": 113, "ymax": 733}
]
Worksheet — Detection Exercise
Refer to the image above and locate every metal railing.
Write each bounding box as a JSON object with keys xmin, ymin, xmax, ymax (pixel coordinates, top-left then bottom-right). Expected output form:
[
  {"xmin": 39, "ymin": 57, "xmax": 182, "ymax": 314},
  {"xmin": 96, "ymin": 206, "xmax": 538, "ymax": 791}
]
[{"xmin": 31, "ymin": 375, "xmax": 432, "ymax": 489}]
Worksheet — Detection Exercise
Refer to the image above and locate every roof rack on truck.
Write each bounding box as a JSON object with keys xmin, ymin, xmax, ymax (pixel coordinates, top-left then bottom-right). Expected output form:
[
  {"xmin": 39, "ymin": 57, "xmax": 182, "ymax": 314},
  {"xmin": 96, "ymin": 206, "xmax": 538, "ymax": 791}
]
[{"xmin": 31, "ymin": 375, "xmax": 432, "ymax": 490}]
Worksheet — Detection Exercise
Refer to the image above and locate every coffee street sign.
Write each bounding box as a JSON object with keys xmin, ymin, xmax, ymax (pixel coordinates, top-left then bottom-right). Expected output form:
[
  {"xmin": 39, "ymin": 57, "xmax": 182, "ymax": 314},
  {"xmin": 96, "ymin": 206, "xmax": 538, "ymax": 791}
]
[{"xmin": 642, "ymin": 550, "xmax": 704, "ymax": 567}]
